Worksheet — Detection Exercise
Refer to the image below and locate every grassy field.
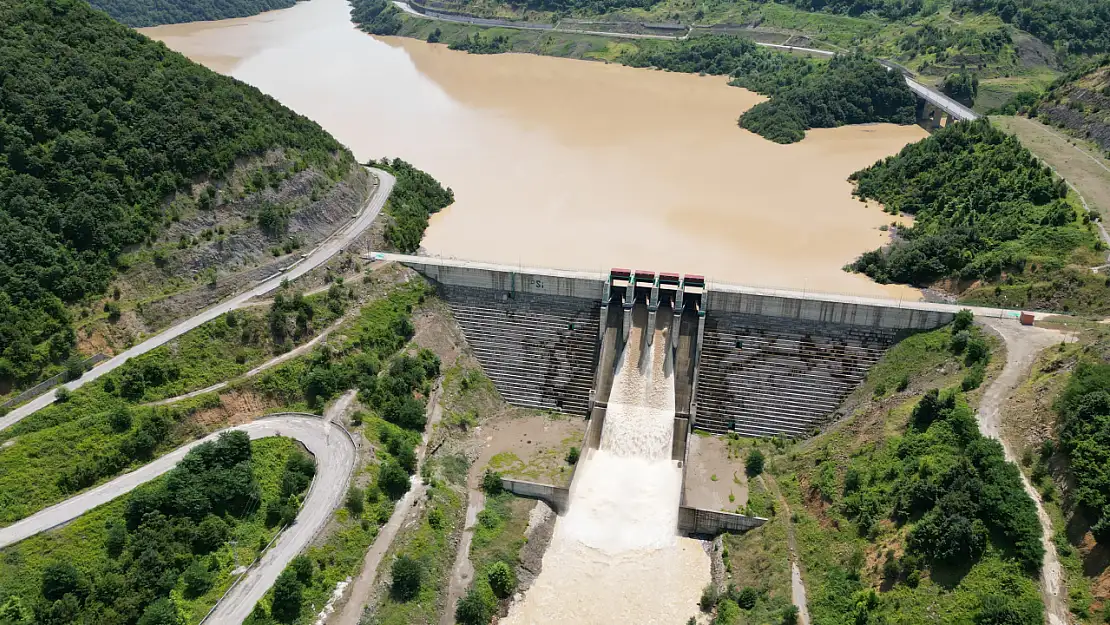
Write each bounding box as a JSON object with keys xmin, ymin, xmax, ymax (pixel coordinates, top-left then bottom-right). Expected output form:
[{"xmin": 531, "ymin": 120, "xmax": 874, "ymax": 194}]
[
  {"xmin": 721, "ymin": 499, "xmax": 795, "ymax": 624},
  {"xmin": 993, "ymin": 115, "xmax": 1110, "ymax": 221},
  {"xmin": 0, "ymin": 437, "xmax": 299, "ymax": 624}
]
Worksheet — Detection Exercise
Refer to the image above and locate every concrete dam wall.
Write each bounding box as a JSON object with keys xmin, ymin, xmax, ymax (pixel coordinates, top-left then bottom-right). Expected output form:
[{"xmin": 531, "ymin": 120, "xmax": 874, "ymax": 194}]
[{"xmin": 385, "ymin": 254, "xmax": 957, "ymax": 438}]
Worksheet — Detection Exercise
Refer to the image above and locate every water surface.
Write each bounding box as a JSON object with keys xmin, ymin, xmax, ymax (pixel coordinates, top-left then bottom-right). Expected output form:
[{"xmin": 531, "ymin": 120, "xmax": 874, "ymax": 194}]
[{"xmin": 142, "ymin": 0, "xmax": 928, "ymax": 297}]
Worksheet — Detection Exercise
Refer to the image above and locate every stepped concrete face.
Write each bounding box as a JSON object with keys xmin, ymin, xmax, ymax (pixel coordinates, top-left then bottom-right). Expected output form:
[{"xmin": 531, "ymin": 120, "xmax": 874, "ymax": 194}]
[{"xmin": 383, "ymin": 254, "xmax": 957, "ymax": 437}]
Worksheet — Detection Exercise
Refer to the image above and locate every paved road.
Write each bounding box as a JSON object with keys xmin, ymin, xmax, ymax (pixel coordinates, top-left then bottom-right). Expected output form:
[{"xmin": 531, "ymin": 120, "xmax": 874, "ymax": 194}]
[
  {"xmin": 0, "ymin": 415, "xmax": 357, "ymax": 605},
  {"xmin": 0, "ymin": 168, "xmax": 395, "ymax": 435}
]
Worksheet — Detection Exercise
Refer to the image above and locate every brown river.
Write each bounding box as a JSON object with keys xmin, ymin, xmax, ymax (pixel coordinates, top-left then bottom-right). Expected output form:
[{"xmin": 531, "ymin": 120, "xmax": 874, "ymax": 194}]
[{"xmin": 142, "ymin": 0, "xmax": 927, "ymax": 298}]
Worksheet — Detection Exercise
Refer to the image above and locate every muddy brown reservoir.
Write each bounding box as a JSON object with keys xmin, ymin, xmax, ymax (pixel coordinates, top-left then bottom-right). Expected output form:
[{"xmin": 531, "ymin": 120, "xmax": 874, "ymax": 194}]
[{"xmin": 142, "ymin": 0, "xmax": 927, "ymax": 297}]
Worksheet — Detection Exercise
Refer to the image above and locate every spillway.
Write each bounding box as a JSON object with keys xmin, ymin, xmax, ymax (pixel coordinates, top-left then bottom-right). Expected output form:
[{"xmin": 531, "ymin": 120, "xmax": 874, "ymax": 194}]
[{"xmin": 501, "ymin": 303, "xmax": 709, "ymax": 624}]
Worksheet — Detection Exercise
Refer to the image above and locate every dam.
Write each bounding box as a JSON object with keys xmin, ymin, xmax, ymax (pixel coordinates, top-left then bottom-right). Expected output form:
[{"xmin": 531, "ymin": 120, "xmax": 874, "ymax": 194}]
[{"xmin": 376, "ymin": 253, "xmax": 956, "ymax": 439}]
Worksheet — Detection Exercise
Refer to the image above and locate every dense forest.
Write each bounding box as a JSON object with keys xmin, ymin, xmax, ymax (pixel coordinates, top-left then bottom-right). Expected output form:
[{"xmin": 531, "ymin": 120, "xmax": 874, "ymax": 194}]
[
  {"xmin": 0, "ymin": 0, "xmax": 346, "ymax": 394},
  {"xmin": 847, "ymin": 119, "xmax": 1095, "ymax": 287},
  {"xmin": 624, "ymin": 38, "xmax": 914, "ymax": 143},
  {"xmin": 350, "ymin": 0, "xmax": 403, "ymax": 35},
  {"xmin": 1054, "ymin": 363, "xmax": 1110, "ymax": 546},
  {"xmin": 88, "ymin": 0, "xmax": 296, "ymax": 27}
]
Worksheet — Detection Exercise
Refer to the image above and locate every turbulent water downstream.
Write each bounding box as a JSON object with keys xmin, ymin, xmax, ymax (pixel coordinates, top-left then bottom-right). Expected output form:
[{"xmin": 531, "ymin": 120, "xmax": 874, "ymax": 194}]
[
  {"xmin": 141, "ymin": 0, "xmax": 927, "ymax": 298},
  {"xmin": 502, "ymin": 306, "xmax": 709, "ymax": 623}
]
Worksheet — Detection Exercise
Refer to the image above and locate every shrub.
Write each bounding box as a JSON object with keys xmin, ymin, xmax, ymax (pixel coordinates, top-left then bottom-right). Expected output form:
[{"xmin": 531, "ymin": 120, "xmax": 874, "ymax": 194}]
[
  {"xmin": 962, "ymin": 364, "xmax": 986, "ymax": 391},
  {"xmin": 715, "ymin": 598, "xmax": 741, "ymax": 624},
  {"xmin": 953, "ymin": 309, "xmax": 974, "ymax": 332},
  {"xmin": 565, "ymin": 446, "xmax": 580, "ymax": 465},
  {"xmin": 390, "ymin": 555, "xmax": 423, "ymax": 601},
  {"xmin": 346, "ymin": 486, "xmax": 365, "ymax": 516},
  {"xmin": 481, "ymin": 470, "xmax": 503, "ymax": 495},
  {"xmin": 783, "ymin": 605, "xmax": 800, "ymax": 625},
  {"xmin": 379, "ymin": 461, "xmax": 411, "ymax": 501},
  {"xmin": 746, "ymin": 449, "xmax": 765, "ymax": 477},
  {"xmin": 700, "ymin": 584, "xmax": 719, "ymax": 612},
  {"xmin": 486, "ymin": 561, "xmax": 516, "ymax": 598},
  {"xmin": 736, "ymin": 586, "xmax": 758, "ymax": 609},
  {"xmin": 54, "ymin": 387, "xmax": 72, "ymax": 403},
  {"xmin": 455, "ymin": 586, "xmax": 496, "ymax": 625}
]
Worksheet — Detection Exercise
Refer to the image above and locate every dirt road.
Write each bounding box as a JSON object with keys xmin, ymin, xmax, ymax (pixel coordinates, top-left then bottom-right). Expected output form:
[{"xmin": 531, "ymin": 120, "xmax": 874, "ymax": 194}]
[{"xmin": 978, "ymin": 317, "xmax": 1074, "ymax": 625}]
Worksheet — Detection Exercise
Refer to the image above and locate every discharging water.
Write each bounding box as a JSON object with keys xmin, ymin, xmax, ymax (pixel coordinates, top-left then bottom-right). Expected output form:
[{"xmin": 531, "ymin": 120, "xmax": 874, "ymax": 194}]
[
  {"xmin": 501, "ymin": 305, "xmax": 709, "ymax": 623},
  {"xmin": 141, "ymin": 0, "xmax": 928, "ymax": 298}
]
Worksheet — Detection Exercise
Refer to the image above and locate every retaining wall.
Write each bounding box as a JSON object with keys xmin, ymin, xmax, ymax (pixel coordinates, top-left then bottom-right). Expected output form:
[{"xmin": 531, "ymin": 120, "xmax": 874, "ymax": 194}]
[
  {"xmin": 501, "ymin": 478, "xmax": 570, "ymax": 514},
  {"xmin": 678, "ymin": 507, "xmax": 767, "ymax": 535},
  {"xmin": 695, "ymin": 313, "xmax": 900, "ymax": 437},
  {"xmin": 0, "ymin": 354, "xmax": 109, "ymax": 411}
]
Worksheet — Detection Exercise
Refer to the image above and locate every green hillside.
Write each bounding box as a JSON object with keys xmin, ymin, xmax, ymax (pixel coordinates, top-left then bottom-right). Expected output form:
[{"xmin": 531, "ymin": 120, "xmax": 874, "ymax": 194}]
[
  {"xmin": 0, "ymin": 0, "xmax": 348, "ymax": 394},
  {"xmin": 89, "ymin": 0, "xmax": 296, "ymax": 27}
]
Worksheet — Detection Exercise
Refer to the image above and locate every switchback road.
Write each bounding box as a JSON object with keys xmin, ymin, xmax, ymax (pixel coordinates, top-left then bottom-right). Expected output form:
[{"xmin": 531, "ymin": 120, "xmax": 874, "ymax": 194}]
[
  {"xmin": 0, "ymin": 168, "xmax": 395, "ymax": 434},
  {"xmin": 0, "ymin": 414, "xmax": 357, "ymax": 623}
]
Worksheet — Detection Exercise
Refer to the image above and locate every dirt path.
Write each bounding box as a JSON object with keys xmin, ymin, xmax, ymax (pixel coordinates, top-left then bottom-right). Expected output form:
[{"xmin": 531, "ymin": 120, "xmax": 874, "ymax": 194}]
[
  {"xmin": 329, "ymin": 380, "xmax": 446, "ymax": 625},
  {"xmin": 144, "ymin": 309, "xmax": 361, "ymax": 407},
  {"xmin": 440, "ymin": 489, "xmax": 485, "ymax": 625},
  {"xmin": 758, "ymin": 474, "xmax": 811, "ymax": 625},
  {"xmin": 978, "ymin": 318, "xmax": 1075, "ymax": 625}
]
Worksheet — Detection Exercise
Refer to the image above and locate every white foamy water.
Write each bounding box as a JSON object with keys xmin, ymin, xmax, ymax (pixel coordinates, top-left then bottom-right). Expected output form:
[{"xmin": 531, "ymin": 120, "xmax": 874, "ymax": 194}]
[{"xmin": 502, "ymin": 306, "xmax": 710, "ymax": 624}]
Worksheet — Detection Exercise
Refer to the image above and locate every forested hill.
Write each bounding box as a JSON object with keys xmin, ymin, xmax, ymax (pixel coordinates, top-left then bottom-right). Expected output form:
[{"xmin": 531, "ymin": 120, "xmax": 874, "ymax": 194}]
[
  {"xmin": 0, "ymin": 0, "xmax": 346, "ymax": 390},
  {"xmin": 623, "ymin": 37, "xmax": 915, "ymax": 143},
  {"xmin": 88, "ymin": 0, "xmax": 296, "ymax": 27},
  {"xmin": 847, "ymin": 120, "xmax": 1108, "ymax": 313}
]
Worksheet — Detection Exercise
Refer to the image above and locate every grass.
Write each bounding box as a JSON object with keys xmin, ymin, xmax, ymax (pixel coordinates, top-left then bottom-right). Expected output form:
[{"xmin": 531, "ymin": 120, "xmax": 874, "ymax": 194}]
[
  {"xmin": 764, "ymin": 323, "xmax": 1047, "ymax": 624},
  {"xmin": 722, "ymin": 509, "xmax": 794, "ymax": 624},
  {"xmin": 992, "ymin": 114, "xmax": 1110, "ymax": 221},
  {"xmin": 0, "ymin": 281, "xmax": 423, "ymax": 529},
  {"xmin": 0, "ymin": 437, "xmax": 297, "ymax": 624},
  {"xmin": 999, "ymin": 329, "xmax": 1110, "ymax": 624},
  {"xmin": 468, "ymin": 491, "xmax": 532, "ymax": 603},
  {"xmin": 367, "ymin": 478, "xmax": 465, "ymax": 625}
]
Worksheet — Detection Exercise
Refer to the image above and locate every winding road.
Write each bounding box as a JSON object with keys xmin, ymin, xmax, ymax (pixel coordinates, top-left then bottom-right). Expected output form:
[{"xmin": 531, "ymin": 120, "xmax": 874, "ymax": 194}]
[
  {"xmin": 977, "ymin": 318, "xmax": 1074, "ymax": 625},
  {"xmin": 0, "ymin": 414, "xmax": 357, "ymax": 623},
  {"xmin": 0, "ymin": 167, "xmax": 395, "ymax": 434}
]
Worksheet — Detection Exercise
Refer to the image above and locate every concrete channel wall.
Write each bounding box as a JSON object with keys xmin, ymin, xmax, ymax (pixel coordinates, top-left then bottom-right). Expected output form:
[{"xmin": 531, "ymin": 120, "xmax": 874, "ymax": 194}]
[
  {"xmin": 501, "ymin": 478, "xmax": 570, "ymax": 514},
  {"xmin": 678, "ymin": 507, "xmax": 767, "ymax": 535}
]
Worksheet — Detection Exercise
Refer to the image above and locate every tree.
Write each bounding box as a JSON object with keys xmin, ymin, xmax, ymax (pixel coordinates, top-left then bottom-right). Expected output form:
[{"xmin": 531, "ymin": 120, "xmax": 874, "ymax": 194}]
[
  {"xmin": 193, "ymin": 515, "xmax": 229, "ymax": 554},
  {"xmin": 346, "ymin": 486, "xmax": 366, "ymax": 516},
  {"xmin": 137, "ymin": 598, "xmax": 182, "ymax": 625},
  {"xmin": 390, "ymin": 555, "xmax": 423, "ymax": 601},
  {"xmin": 41, "ymin": 562, "xmax": 82, "ymax": 602},
  {"xmin": 183, "ymin": 559, "xmax": 214, "ymax": 598},
  {"xmin": 109, "ymin": 406, "xmax": 133, "ymax": 432},
  {"xmin": 746, "ymin": 449, "xmax": 765, "ymax": 477},
  {"xmin": 736, "ymin": 586, "xmax": 758, "ymax": 610},
  {"xmin": 291, "ymin": 555, "xmax": 315, "ymax": 585},
  {"xmin": 379, "ymin": 461, "xmax": 412, "ymax": 501},
  {"xmin": 270, "ymin": 569, "xmax": 304, "ymax": 623},
  {"xmin": 486, "ymin": 561, "xmax": 516, "ymax": 598},
  {"xmin": 455, "ymin": 586, "xmax": 496, "ymax": 625}
]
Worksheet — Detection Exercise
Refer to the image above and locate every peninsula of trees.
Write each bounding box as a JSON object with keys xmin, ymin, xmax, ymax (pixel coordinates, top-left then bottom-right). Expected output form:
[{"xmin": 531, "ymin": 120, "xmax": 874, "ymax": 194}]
[{"xmin": 623, "ymin": 37, "xmax": 916, "ymax": 143}]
